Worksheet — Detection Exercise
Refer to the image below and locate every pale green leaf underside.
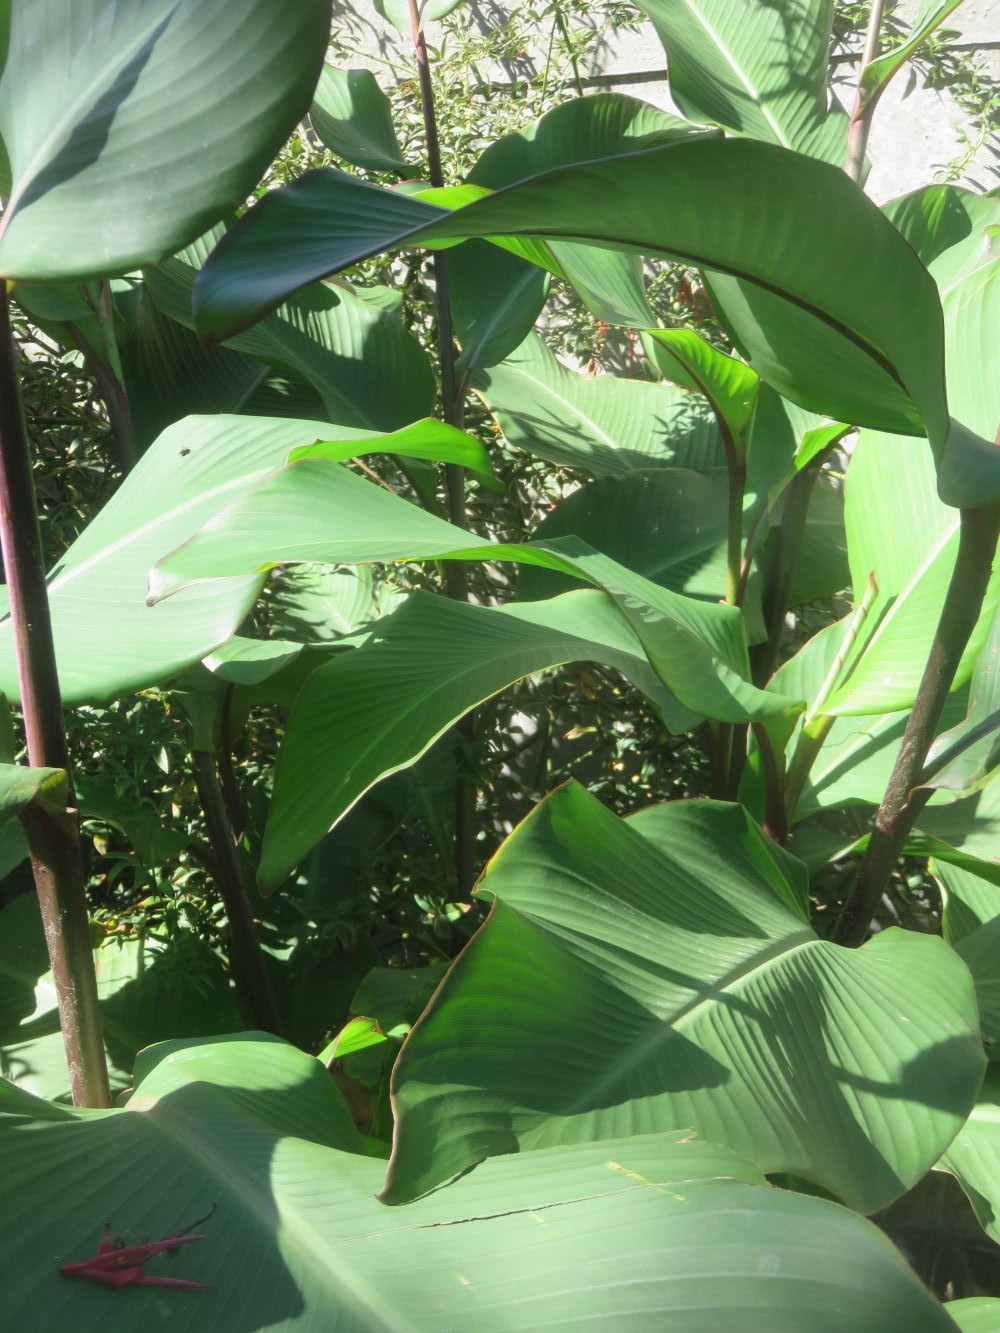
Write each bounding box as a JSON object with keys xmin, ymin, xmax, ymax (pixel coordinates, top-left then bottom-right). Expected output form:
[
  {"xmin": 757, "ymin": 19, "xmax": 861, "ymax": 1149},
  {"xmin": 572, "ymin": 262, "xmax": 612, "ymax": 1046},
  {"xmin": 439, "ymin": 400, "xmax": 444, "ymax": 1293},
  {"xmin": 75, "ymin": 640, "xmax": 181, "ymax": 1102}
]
[
  {"xmin": 386, "ymin": 783, "xmax": 984, "ymax": 1212},
  {"xmin": 0, "ymin": 1033, "xmax": 955, "ymax": 1329},
  {"xmin": 476, "ymin": 332, "xmax": 722, "ymax": 476},
  {"xmin": 257, "ymin": 589, "xmax": 698, "ymax": 891},
  {"xmin": 0, "ymin": 415, "xmax": 457, "ymax": 704},
  {"xmin": 635, "ymin": 0, "xmax": 847, "ymax": 162},
  {"xmin": 150, "ymin": 455, "xmax": 803, "ymax": 726}
]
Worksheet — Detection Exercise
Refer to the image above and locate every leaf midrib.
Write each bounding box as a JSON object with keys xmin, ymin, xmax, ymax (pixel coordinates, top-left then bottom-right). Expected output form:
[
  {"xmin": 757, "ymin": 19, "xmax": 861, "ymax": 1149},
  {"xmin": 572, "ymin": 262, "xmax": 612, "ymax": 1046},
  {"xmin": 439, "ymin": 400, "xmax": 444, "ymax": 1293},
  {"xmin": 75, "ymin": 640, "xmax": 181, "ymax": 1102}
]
[{"xmin": 674, "ymin": 0, "xmax": 791, "ymax": 148}]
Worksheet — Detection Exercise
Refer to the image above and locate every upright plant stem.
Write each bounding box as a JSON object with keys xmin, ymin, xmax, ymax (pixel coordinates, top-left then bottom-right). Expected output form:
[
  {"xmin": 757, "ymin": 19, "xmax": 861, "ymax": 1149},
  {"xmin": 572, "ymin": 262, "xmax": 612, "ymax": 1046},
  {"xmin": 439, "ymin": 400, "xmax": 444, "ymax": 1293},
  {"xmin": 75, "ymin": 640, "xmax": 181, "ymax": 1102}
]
[
  {"xmin": 752, "ymin": 453, "xmax": 828, "ymax": 688},
  {"xmin": 716, "ymin": 436, "xmax": 746, "ymax": 795},
  {"xmin": 408, "ymin": 0, "xmax": 476, "ymax": 896},
  {"xmin": 191, "ymin": 747, "xmax": 282, "ymax": 1034},
  {"xmin": 93, "ymin": 282, "xmax": 138, "ymax": 471},
  {"xmin": 835, "ymin": 505, "xmax": 1000, "ymax": 945},
  {"xmin": 0, "ymin": 291, "xmax": 110, "ymax": 1107},
  {"xmin": 844, "ymin": 0, "xmax": 886, "ymax": 185}
]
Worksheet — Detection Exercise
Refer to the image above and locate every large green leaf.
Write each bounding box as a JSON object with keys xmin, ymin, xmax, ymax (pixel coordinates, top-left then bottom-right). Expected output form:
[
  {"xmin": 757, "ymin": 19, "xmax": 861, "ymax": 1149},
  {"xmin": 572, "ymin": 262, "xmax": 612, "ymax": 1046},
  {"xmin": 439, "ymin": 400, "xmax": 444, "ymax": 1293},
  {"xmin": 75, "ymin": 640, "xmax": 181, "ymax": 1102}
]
[
  {"xmin": 940, "ymin": 1067, "xmax": 1000, "ymax": 1245},
  {"xmin": 374, "ymin": 0, "xmax": 464, "ymax": 34},
  {"xmin": 0, "ymin": 762, "xmax": 64, "ymax": 822},
  {"xmin": 115, "ymin": 283, "xmax": 267, "ymax": 448},
  {"xmin": 192, "ymin": 139, "xmax": 957, "ymax": 478},
  {"xmin": 256, "ymin": 589, "xmax": 698, "ymax": 892},
  {"xmin": 915, "ymin": 781, "xmax": 1000, "ymax": 867},
  {"xmin": 0, "ymin": 0, "xmax": 332, "ymax": 280},
  {"xmin": 148, "ymin": 455, "xmax": 803, "ymax": 727},
  {"xmin": 146, "ymin": 230, "xmax": 436, "ymax": 433},
  {"xmin": 384, "ymin": 783, "xmax": 984, "ymax": 1210},
  {"xmin": 476, "ymin": 332, "xmax": 722, "ymax": 476},
  {"xmin": 923, "ymin": 607, "xmax": 1000, "ymax": 795},
  {"xmin": 0, "ymin": 416, "xmax": 470, "ymax": 704},
  {"xmin": 0, "ymin": 1035, "xmax": 956, "ymax": 1330},
  {"xmin": 516, "ymin": 468, "xmax": 740, "ymax": 615},
  {"xmin": 634, "ymin": 0, "xmax": 847, "ymax": 161},
  {"xmin": 935, "ymin": 859, "xmax": 1000, "ymax": 1060},
  {"xmin": 948, "ymin": 1299, "xmax": 1000, "ymax": 1333},
  {"xmin": 859, "ymin": 1, "xmax": 966, "ymax": 114},
  {"xmin": 449, "ymin": 239, "xmax": 549, "ymax": 374},
  {"xmin": 309, "ymin": 64, "xmax": 412, "ymax": 175},
  {"xmin": 267, "ymin": 564, "xmax": 406, "ymax": 646},
  {"xmin": 469, "ymin": 91, "xmax": 699, "ymax": 184},
  {"xmin": 884, "ymin": 184, "xmax": 987, "ymax": 268},
  {"xmin": 644, "ymin": 328, "xmax": 760, "ymax": 442},
  {"xmin": 930, "ymin": 193, "xmax": 1000, "ymax": 503},
  {"xmin": 825, "ymin": 431, "xmax": 1000, "ymax": 716},
  {"xmin": 468, "ymin": 93, "xmax": 706, "ymax": 331}
]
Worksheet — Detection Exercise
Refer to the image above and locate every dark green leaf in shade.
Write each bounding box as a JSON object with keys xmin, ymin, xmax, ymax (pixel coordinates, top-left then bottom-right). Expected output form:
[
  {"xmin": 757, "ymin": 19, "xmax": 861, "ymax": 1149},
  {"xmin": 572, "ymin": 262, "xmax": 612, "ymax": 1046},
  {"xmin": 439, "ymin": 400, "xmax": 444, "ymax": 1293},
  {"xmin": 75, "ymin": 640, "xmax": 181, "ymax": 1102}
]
[
  {"xmin": 309, "ymin": 64, "xmax": 413, "ymax": 175},
  {"xmin": 0, "ymin": 0, "xmax": 333, "ymax": 279}
]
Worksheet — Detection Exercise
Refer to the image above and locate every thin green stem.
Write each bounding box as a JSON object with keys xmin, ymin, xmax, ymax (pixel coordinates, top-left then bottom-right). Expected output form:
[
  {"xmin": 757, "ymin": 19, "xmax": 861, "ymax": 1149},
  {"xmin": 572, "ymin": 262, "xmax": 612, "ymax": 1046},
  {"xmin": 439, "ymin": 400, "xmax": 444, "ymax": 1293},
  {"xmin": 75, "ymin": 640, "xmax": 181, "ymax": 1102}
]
[
  {"xmin": 783, "ymin": 572, "xmax": 879, "ymax": 819},
  {"xmin": 835, "ymin": 504, "xmax": 1000, "ymax": 945},
  {"xmin": 844, "ymin": 0, "xmax": 886, "ymax": 184},
  {"xmin": 751, "ymin": 723, "xmax": 787, "ymax": 844},
  {"xmin": 919, "ymin": 706, "xmax": 1000, "ymax": 786},
  {"xmin": 722, "ymin": 437, "xmax": 746, "ymax": 609},
  {"xmin": 751, "ymin": 452, "xmax": 830, "ymax": 687},
  {"xmin": 0, "ymin": 290, "xmax": 110, "ymax": 1107}
]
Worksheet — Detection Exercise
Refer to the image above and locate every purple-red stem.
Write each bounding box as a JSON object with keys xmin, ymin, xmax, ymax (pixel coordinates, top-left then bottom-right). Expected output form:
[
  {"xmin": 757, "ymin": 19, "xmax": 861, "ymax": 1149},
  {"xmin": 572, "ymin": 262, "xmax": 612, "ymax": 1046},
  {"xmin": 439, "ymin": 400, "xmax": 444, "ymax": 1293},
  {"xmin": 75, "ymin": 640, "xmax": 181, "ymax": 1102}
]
[{"xmin": 0, "ymin": 290, "xmax": 110, "ymax": 1106}]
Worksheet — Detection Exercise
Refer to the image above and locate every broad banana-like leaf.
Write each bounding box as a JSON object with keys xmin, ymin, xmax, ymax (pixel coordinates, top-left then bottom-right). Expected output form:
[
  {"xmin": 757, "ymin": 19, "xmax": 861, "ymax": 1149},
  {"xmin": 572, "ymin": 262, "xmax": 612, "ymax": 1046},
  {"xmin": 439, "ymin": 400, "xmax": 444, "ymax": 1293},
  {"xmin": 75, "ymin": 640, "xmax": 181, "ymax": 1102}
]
[
  {"xmin": 255, "ymin": 589, "xmax": 700, "ymax": 892},
  {"xmin": 940, "ymin": 1067, "xmax": 1000, "ymax": 1245},
  {"xmin": 468, "ymin": 93, "xmax": 707, "ymax": 330},
  {"xmin": 115, "ymin": 284, "xmax": 267, "ymax": 448},
  {"xmin": 475, "ymin": 332, "xmax": 722, "ymax": 476},
  {"xmin": 0, "ymin": 1033, "xmax": 958, "ymax": 1331},
  {"xmin": 148, "ymin": 456, "xmax": 804, "ymax": 727},
  {"xmin": 0, "ymin": 762, "xmax": 64, "ymax": 822},
  {"xmin": 191, "ymin": 140, "xmax": 952, "ymax": 472},
  {"xmin": 825, "ymin": 432, "xmax": 1000, "ymax": 716},
  {"xmin": 0, "ymin": 0, "xmax": 332, "ymax": 279},
  {"xmin": 384, "ymin": 782, "xmax": 984, "ymax": 1211},
  {"xmin": 947, "ymin": 1298, "xmax": 1000, "ymax": 1332},
  {"xmin": 0, "ymin": 416, "xmax": 475, "ymax": 704},
  {"xmin": 916, "ymin": 781, "xmax": 1000, "ymax": 866},
  {"xmin": 514, "ymin": 468, "xmax": 768, "ymax": 639},
  {"xmin": 267, "ymin": 564, "xmax": 406, "ymax": 646},
  {"xmin": 449, "ymin": 240, "xmax": 549, "ymax": 374},
  {"xmin": 930, "ymin": 194, "xmax": 1000, "ymax": 503},
  {"xmin": 934, "ymin": 858, "xmax": 1000, "ymax": 1059},
  {"xmin": 374, "ymin": 0, "xmax": 464, "ymax": 34},
  {"xmin": 923, "ymin": 607, "xmax": 1000, "ymax": 795},
  {"xmin": 859, "ymin": 0, "xmax": 966, "ymax": 114},
  {"xmin": 884, "ymin": 184, "xmax": 986, "ymax": 268},
  {"xmin": 644, "ymin": 328, "xmax": 760, "ymax": 442},
  {"xmin": 634, "ymin": 0, "xmax": 847, "ymax": 162},
  {"xmin": 469, "ymin": 91, "xmax": 699, "ymax": 183}
]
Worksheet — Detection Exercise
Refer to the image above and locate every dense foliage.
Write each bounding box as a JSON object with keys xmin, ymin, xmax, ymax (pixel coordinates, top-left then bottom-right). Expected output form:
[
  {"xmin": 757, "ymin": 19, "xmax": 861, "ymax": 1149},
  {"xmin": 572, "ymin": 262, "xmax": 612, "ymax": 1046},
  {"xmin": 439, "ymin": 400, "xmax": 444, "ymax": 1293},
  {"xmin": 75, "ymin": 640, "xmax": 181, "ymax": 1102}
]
[{"xmin": 1, "ymin": 0, "xmax": 999, "ymax": 1327}]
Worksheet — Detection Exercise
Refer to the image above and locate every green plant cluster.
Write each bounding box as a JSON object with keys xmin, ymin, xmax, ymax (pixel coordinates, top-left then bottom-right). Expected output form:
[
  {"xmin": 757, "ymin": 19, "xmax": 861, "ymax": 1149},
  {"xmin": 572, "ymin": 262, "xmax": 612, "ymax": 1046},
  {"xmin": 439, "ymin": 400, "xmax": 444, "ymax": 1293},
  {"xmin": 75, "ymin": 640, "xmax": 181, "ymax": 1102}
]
[{"xmin": 1, "ymin": 0, "xmax": 1000, "ymax": 1327}]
